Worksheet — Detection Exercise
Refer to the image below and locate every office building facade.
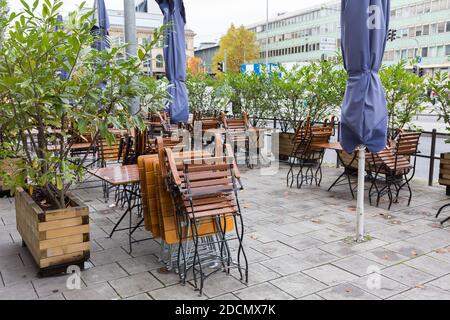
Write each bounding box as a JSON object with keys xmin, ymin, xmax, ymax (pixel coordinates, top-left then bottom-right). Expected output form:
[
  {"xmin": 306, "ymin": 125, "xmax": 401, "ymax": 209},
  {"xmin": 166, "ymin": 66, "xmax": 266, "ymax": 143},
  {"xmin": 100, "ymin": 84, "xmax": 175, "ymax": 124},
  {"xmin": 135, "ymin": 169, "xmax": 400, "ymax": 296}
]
[{"xmin": 247, "ymin": 0, "xmax": 450, "ymax": 73}]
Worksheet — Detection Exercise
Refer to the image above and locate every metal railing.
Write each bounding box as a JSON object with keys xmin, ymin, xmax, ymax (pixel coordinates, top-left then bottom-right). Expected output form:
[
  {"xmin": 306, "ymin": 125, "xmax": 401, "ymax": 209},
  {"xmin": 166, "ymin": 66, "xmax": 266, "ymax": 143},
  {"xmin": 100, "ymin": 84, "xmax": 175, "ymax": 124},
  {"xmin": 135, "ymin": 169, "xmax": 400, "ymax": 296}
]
[{"xmin": 254, "ymin": 116, "xmax": 450, "ymax": 187}]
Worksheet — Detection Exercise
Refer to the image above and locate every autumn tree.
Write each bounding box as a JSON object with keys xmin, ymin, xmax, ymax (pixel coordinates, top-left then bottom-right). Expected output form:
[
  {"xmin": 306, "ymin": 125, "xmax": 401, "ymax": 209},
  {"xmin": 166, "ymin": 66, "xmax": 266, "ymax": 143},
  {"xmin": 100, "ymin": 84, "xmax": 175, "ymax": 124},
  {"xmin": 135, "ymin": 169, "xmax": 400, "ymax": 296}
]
[
  {"xmin": 187, "ymin": 56, "xmax": 204, "ymax": 75},
  {"xmin": 213, "ymin": 24, "xmax": 259, "ymax": 74}
]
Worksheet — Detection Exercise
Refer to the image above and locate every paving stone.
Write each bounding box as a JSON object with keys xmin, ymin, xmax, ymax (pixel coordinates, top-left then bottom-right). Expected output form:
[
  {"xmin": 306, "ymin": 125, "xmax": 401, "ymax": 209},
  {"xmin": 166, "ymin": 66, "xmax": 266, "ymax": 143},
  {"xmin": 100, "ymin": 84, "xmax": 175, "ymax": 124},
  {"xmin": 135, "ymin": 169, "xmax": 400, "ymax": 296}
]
[
  {"xmin": 109, "ymin": 272, "xmax": 163, "ymax": 298},
  {"xmin": 389, "ymin": 285, "xmax": 450, "ymax": 300},
  {"xmin": 199, "ymin": 272, "xmax": 246, "ymax": 298},
  {"xmin": 359, "ymin": 248, "xmax": 410, "ymax": 267},
  {"xmin": 306, "ymin": 228, "xmax": 347, "ymax": 243},
  {"xmin": 126, "ymin": 293, "xmax": 153, "ymax": 300},
  {"xmin": 383, "ymin": 264, "xmax": 436, "ymax": 287},
  {"xmin": 233, "ymin": 282, "xmax": 293, "ymax": 300},
  {"xmin": 291, "ymin": 248, "xmax": 339, "ymax": 268},
  {"xmin": 272, "ymin": 221, "xmax": 322, "ymax": 237},
  {"xmin": 89, "ymin": 247, "xmax": 131, "ymax": 266},
  {"xmin": 251, "ymin": 241, "xmax": 297, "ymax": 258},
  {"xmin": 303, "ymin": 265, "xmax": 358, "ymax": 286},
  {"xmin": 232, "ymin": 263, "xmax": 279, "ymax": 286},
  {"xmin": 332, "ymin": 255, "xmax": 383, "ymax": 277},
  {"xmin": 0, "ymin": 254, "xmax": 23, "ymax": 270},
  {"xmin": 427, "ymin": 246, "xmax": 450, "ymax": 264},
  {"xmin": 279, "ymin": 235, "xmax": 324, "ymax": 251},
  {"xmin": 149, "ymin": 284, "xmax": 208, "ymax": 300},
  {"xmin": 428, "ymin": 274, "xmax": 450, "ymax": 291},
  {"xmin": 351, "ymin": 275, "xmax": 409, "ymax": 299},
  {"xmin": 270, "ymin": 273, "xmax": 328, "ymax": 298},
  {"xmin": 118, "ymin": 254, "xmax": 162, "ymax": 275},
  {"xmin": 36, "ymin": 293, "xmax": 66, "ymax": 300},
  {"xmin": 261, "ymin": 254, "xmax": 312, "ymax": 276},
  {"xmin": 317, "ymin": 283, "xmax": 379, "ymax": 300},
  {"xmin": 63, "ymin": 283, "xmax": 119, "ymax": 300},
  {"xmin": 82, "ymin": 263, "xmax": 128, "ymax": 286},
  {"xmin": 0, "ymin": 264, "xmax": 39, "ymax": 287},
  {"xmin": 405, "ymin": 255, "xmax": 450, "ymax": 277},
  {"xmin": 297, "ymin": 294, "xmax": 324, "ymax": 300},
  {"xmin": 0, "ymin": 282, "xmax": 38, "ymax": 300},
  {"xmin": 210, "ymin": 293, "xmax": 240, "ymax": 300},
  {"xmin": 32, "ymin": 274, "xmax": 87, "ymax": 298}
]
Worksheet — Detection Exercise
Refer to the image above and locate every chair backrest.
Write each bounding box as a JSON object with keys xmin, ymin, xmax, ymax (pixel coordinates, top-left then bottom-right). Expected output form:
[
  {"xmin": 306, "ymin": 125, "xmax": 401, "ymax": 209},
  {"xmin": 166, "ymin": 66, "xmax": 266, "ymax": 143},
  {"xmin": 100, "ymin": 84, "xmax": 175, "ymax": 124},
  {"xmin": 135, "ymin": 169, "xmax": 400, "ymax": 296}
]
[
  {"xmin": 220, "ymin": 112, "xmax": 249, "ymax": 132},
  {"xmin": 98, "ymin": 136, "xmax": 128, "ymax": 167},
  {"xmin": 395, "ymin": 131, "xmax": 421, "ymax": 157}
]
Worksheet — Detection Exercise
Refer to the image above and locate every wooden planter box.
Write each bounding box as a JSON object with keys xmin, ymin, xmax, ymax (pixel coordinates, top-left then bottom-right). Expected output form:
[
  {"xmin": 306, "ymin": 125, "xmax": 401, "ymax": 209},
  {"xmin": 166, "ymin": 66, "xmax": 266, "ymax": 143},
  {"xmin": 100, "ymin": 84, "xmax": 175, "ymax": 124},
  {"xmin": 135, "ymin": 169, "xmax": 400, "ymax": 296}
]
[
  {"xmin": 15, "ymin": 188, "xmax": 90, "ymax": 275},
  {"xmin": 439, "ymin": 152, "xmax": 450, "ymax": 195},
  {"xmin": 272, "ymin": 132, "xmax": 295, "ymax": 160}
]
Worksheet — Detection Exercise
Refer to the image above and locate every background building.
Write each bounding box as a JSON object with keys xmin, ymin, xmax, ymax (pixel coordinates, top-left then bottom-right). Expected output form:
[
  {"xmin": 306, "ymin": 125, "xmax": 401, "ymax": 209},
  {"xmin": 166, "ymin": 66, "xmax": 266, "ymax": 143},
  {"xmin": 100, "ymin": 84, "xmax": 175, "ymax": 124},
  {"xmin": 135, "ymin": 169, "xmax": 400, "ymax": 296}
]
[
  {"xmin": 194, "ymin": 42, "xmax": 219, "ymax": 74},
  {"xmin": 88, "ymin": 0, "xmax": 196, "ymax": 77},
  {"xmin": 247, "ymin": 0, "xmax": 450, "ymax": 73}
]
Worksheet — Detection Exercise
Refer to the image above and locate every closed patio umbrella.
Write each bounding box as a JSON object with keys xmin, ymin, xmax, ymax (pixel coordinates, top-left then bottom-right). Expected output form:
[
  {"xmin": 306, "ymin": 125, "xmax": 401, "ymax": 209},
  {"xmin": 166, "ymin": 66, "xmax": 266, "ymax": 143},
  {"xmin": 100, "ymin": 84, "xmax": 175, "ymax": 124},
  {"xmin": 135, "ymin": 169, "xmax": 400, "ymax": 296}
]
[
  {"xmin": 91, "ymin": 0, "xmax": 110, "ymax": 52},
  {"xmin": 340, "ymin": 0, "xmax": 390, "ymax": 241},
  {"xmin": 156, "ymin": 0, "xmax": 189, "ymax": 124}
]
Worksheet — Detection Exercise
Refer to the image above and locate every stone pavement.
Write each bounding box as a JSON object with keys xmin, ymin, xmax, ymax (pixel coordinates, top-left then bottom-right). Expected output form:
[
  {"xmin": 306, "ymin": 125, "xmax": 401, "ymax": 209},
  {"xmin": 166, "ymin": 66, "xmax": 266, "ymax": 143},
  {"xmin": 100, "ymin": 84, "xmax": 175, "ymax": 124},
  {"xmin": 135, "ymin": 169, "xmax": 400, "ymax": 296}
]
[{"xmin": 0, "ymin": 164, "xmax": 449, "ymax": 300}]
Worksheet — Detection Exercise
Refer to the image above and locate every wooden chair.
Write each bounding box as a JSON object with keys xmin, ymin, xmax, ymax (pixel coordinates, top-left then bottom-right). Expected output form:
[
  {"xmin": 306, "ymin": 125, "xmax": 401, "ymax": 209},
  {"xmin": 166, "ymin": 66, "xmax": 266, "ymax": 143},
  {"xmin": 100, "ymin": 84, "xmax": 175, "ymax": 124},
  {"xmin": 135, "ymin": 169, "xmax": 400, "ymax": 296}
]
[
  {"xmin": 367, "ymin": 131, "xmax": 421, "ymax": 210},
  {"xmin": 220, "ymin": 111, "xmax": 254, "ymax": 168},
  {"xmin": 287, "ymin": 117, "xmax": 333, "ymax": 188},
  {"xmin": 161, "ymin": 147, "xmax": 248, "ymax": 295}
]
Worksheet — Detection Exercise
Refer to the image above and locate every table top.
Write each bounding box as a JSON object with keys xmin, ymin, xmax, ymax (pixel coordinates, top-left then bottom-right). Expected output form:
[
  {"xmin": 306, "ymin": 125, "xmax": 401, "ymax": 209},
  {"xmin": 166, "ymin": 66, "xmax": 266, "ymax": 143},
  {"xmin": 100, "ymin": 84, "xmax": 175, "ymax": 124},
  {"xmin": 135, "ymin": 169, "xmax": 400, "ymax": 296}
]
[
  {"xmin": 313, "ymin": 142, "xmax": 343, "ymax": 151},
  {"xmin": 89, "ymin": 165, "xmax": 140, "ymax": 186}
]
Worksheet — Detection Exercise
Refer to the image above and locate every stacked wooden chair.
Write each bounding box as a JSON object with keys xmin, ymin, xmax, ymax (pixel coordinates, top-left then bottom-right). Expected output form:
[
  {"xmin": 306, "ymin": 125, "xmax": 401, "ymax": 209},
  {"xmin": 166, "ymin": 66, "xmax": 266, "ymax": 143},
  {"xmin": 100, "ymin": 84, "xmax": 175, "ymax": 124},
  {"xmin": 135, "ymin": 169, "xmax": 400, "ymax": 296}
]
[
  {"xmin": 221, "ymin": 111, "xmax": 255, "ymax": 168},
  {"xmin": 287, "ymin": 117, "xmax": 335, "ymax": 189},
  {"xmin": 160, "ymin": 143, "xmax": 248, "ymax": 295},
  {"xmin": 367, "ymin": 131, "xmax": 421, "ymax": 210}
]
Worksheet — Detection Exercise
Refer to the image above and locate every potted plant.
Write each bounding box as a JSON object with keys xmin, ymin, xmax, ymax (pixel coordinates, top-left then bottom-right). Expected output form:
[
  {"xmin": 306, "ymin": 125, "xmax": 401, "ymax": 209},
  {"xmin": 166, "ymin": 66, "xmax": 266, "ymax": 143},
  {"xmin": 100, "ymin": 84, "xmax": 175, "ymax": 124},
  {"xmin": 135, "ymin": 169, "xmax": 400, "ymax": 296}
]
[
  {"xmin": 0, "ymin": 0, "xmax": 162, "ymax": 274},
  {"xmin": 428, "ymin": 71, "xmax": 450, "ymax": 194},
  {"xmin": 380, "ymin": 60, "xmax": 427, "ymax": 140}
]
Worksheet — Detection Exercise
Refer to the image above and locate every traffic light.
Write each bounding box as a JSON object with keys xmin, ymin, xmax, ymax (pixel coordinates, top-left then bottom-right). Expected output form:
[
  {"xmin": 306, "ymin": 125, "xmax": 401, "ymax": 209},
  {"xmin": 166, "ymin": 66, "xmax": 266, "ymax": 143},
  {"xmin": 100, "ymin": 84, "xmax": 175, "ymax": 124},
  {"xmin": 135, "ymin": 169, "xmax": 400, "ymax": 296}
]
[
  {"xmin": 217, "ymin": 62, "xmax": 224, "ymax": 73},
  {"xmin": 388, "ymin": 29, "xmax": 397, "ymax": 42},
  {"xmin": 412, "ymin": 66, "xmax": 418, "ymax": 74},
  {"xmin": 418, "ymin": 68, "xmax": 424, "ymax": 77}
]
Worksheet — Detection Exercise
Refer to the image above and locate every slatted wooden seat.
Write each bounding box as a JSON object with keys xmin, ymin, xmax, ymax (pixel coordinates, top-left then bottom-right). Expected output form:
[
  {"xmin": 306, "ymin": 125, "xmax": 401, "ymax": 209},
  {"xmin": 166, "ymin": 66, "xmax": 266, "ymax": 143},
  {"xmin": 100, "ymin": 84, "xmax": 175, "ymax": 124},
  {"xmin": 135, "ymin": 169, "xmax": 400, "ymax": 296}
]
[
  {"xmin": 367, "ymin": 131, "xmax": 421, "ymax": 210},
  {"xmin": 287, "ymin": 117, "xmax": 334, "ymax": 188}
]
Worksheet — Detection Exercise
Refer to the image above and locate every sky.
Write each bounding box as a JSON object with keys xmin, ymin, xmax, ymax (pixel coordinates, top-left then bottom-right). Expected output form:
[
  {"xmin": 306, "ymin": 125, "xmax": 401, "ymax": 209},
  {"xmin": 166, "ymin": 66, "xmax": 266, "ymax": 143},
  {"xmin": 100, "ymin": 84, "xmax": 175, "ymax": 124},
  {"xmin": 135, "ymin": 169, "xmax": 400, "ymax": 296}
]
[{"xmin": 7, "ymin": 0, "xmax": 329, "ymax": 46}]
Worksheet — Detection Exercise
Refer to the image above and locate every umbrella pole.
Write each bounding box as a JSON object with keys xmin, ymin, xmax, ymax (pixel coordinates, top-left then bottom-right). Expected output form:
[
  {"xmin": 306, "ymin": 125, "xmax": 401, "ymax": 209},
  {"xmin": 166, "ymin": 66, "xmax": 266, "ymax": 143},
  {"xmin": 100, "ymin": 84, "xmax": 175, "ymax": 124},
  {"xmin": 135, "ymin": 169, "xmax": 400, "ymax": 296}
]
[{"xmin": 356, "ymin": 146, "xmax": 366, "ymax": 242}]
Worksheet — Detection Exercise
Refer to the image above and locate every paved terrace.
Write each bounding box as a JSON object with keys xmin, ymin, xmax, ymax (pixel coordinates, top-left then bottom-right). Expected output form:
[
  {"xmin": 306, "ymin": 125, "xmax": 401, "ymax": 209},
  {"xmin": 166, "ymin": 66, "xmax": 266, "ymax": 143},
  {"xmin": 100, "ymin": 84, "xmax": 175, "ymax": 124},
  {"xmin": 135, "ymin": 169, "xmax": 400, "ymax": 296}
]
[{"xmin": 0, "ymin": 164, "xmax": 449, "ymax": 300}]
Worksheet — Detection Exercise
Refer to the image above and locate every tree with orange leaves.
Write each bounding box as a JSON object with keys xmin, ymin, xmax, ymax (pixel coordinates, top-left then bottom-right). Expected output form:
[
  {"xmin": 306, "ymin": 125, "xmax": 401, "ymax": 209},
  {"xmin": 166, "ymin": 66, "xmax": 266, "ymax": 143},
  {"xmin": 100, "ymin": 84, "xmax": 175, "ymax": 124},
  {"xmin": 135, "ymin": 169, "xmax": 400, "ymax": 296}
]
[{"xmin": 187, "ymin": 56, "xmax": 204, "ymax": 75}]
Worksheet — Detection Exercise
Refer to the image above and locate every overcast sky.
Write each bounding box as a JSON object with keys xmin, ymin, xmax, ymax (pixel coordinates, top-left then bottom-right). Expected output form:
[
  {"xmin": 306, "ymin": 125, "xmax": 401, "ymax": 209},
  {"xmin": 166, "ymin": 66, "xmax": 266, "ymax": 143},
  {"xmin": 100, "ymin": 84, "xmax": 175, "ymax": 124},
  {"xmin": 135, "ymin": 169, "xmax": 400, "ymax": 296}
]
[{"xmin": 7, "ymin": 0, "xmax": 329, "ymax": 45}]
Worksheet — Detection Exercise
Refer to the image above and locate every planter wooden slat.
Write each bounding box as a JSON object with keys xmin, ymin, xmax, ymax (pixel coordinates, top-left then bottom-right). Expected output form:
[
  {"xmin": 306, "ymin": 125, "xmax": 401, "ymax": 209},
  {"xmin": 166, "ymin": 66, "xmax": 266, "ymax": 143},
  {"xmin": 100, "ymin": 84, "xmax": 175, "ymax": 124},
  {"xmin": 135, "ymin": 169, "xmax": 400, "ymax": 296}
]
[{"xmin": 15, "ymin": 188, "xmax": 90, "ymax": 272}]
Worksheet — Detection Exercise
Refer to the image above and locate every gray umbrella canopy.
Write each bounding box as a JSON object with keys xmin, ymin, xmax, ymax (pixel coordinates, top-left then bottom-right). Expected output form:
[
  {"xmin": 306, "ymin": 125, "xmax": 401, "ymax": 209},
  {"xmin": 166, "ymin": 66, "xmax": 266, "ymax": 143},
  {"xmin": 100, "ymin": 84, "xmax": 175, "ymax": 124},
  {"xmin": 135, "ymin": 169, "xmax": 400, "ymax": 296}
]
[
  {"xmin": 340, "ymin": 0, "xmax": 390, "ymax": 153},
  {"xmin": 156, "ymin": 0, "xmax": 189, "ymax": 124}
]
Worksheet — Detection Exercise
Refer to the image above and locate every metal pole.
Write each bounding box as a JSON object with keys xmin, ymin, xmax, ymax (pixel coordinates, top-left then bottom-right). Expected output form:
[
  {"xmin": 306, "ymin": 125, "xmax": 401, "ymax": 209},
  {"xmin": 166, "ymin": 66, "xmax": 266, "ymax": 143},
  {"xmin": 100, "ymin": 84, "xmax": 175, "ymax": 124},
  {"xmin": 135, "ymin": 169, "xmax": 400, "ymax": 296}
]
[
  {"xmin": 356, "ymin": 146, "xmax": 365, "ymax": 242},
  {"xmin": 223, "ymin": 48, "xmax": 227, "ymax": 73},
  {"xmin": 265, "ymin": 0, "xmax": 269, "ymax": 67},
  {"xmin": 429, "ymin": 129, "xmax": 437, "ymax": 187},
  {"xmin": 124, "ymin": 0, "xmax": 140, "ymax": 115}
]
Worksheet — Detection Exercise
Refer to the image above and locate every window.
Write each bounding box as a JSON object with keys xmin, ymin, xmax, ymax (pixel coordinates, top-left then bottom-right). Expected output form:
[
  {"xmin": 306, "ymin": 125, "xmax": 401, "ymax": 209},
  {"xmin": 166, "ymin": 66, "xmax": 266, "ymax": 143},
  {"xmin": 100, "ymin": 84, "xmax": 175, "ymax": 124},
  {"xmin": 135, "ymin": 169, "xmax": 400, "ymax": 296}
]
[
  {"xmin": 438, "ymin": 22, "xmax": 446, "ymax": 33},
  {"xmin": 431, "ymin": 23, "xmax": 437, "ymax": 34},
  {"xmin": 447, "ymin": 21, "xmax": 450, "ymax": 32},
  {"xmin": 429, "ymin": 46, "xmax": 437, "ymax": 57},
  {"xmin": 446, "ymin": 45, "xmax": 450, "ymax": 56},
  {"xmin": 437, "ymin": 46, "xmax": 444, "ymax": 56},
  {"xmin": 423, "ymin": 25, "xmax": 429, "ymax": 36},
  {"xmin": 432, "ymin": 0, "xmax": 440, "ymax": 11},
  {"xmin": 401, "ymin": 49, "xmax": 407, "ymax": 59},
  {"xmin": 422, "ymin": 47, "xmax": 428, "ymax": 57},
  {"xmin": 424, "ymin": 2, "xmax": 431, "ymax": 13},
  {"xmin": 416, "ymin": 26, "xmax": 422, "ymax": 37},
  {"xmin": 440, "ymin": 0, "xmax": 448, "ymax": 10},
  {"xmin": 156, "ymin": 54, "xmax": 164, "ymax": 68},
  {"xmin": 407, "ymin": 48, "xmax": 414, "ymax": 58},
  {"xmin": 409, "ymin": 27, "xmax": 415, "ymax": 37}
]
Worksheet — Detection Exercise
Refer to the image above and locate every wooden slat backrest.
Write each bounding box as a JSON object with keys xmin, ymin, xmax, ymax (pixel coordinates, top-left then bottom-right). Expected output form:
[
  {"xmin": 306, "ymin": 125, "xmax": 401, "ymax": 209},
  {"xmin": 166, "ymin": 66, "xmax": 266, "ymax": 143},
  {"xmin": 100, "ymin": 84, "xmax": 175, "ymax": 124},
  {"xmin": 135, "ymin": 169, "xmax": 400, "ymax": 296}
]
[
  {"xmin": 220, "ymin": 111, "xmax": 250, "ymax": 131},
  {"xmin": 395, "ymin": 131, "xmax": 421, "ymax": 157}
]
